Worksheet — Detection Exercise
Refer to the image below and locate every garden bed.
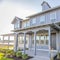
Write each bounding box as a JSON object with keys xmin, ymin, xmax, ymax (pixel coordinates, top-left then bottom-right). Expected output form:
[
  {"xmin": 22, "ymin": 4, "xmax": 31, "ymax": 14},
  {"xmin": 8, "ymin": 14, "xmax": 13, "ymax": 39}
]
[
  {"xmin": 0, "ymin": 49, "xmax": 33, "ymax": 60},
  {"xmin": 8, "ymin": 56, "xmax": 33, "ymax": 60}
]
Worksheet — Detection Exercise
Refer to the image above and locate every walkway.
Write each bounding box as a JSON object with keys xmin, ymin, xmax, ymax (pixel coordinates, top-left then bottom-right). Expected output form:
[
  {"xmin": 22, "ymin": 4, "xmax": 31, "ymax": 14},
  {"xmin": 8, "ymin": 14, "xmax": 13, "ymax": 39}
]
[{"xmin": 29, "ymin": 56, "xmax": 50, "ymax": 60}]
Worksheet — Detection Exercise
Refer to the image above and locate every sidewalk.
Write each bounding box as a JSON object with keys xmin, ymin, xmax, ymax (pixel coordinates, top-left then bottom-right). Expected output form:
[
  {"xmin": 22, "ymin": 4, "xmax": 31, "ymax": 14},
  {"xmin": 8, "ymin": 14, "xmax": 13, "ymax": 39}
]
[{"xmin": 29, "ymin": 56, "xmax": 50, "ymax": 60}]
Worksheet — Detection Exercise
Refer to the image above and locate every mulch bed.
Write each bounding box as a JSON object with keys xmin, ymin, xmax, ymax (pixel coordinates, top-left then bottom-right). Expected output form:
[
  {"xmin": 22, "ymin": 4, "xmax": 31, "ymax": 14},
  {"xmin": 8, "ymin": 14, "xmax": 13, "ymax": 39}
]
[{"xmin": 8, "ymin": 56, "xmax": 33, "ymax": 60}]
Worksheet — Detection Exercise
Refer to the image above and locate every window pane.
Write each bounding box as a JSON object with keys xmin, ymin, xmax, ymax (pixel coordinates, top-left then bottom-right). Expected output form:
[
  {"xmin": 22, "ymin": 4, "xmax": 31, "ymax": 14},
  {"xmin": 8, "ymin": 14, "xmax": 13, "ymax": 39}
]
[
  {"xmin": 40, "ymin": 16, "xmax": 45, "ymax": 23},
  {"xmin": 50, "ymin": 12, "xmax": 56, "ymax": 22},
  {"xmin": 36, "ymin": 36, "xmax": 39, "ymax": 45},
  {"xmin": 23, "ymin": 22, "xmax": 26, "ymax": 28},
  {"xmin": 15, "ymin": 21, "xmax": 20, "ymax": 29},
  {"xmin": 4, "ymin": 36, "xmax": 8, "ymax": 40},
  {"xmin": 32, "ymin": 18, "xmax": 36, "ymax": 24},
  {"xmin": 40, "ymin": 40, "xmax": 44, "ymax": 44},
  {"xmin": 26, "ymin": 21, "xmax": 30, "ymax": 27},
  {"xmin": 41, "ymin": 36, "xmax": 44, "ymax": 40},
  {"xmin": 10, "ymin": 36, "xmax": 14, "ymax": 40},
  {"xmin": 46, "ymin": 40, "xmax": 48, "ymax": 45}
]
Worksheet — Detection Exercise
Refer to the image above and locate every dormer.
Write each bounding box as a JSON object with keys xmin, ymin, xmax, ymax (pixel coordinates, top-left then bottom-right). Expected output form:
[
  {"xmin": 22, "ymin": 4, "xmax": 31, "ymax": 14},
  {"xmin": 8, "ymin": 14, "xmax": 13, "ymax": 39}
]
[
  {"xmin": 41, "ymin": 1, "xmax": 51, "ymax": 11},
  {"xmin": 11, "ymin": 16, "xmax": 23, "ymax": 29}
]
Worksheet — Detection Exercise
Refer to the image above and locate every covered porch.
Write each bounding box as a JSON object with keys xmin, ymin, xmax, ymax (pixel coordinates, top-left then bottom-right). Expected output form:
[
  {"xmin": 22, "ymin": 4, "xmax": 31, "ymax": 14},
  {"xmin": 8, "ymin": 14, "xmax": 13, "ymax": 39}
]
[{"xmin": 14, "ymin": 26, "xmax": 59, "ymax": 58}]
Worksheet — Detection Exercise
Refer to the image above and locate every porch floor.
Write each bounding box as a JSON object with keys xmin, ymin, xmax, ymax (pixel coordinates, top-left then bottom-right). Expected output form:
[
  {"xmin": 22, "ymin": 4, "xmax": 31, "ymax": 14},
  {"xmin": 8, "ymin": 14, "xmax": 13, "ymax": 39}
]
[{"xmin": 25, "ymin": 50, "xmax": 57, "ymax": 60}]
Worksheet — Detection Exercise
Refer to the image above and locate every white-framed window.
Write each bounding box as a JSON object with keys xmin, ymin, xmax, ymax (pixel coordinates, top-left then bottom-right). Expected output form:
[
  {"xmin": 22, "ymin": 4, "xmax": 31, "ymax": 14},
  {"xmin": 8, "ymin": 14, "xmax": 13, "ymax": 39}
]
[
  {"xmin": 14, "ymin": 20, "xmax": 20, "ymax": 29},
  {"xmin": 26, "ymin": 21, "xmax": 30, "ymax": 27},
  {"xmin": 10, "ymin": 36, "xmax": 14, "ymax": 40},
  {"xmin": 50, "ymin": 12, "xmax": 56, "ymax": 22},
  {"xmin": 23, "ymin": 22, "xmax": 26, "ymax": 28},
  {"xmin": 40, "ymin": 36, "xmax": 45, "ymax": 45},
  {"xmin": 32, "ymin": 18, "xmax": 36, "ymax": 24},
  {"xmin": 45, "ymin": 35, "xmax": 49, "ymax": 45},
  {"xmin": 4, "ymin": 36, "xmax": 8, "ymax": 40},
  {"xmin": 40, "ymin": 16, "xmax": 45, "ymax": 23}
]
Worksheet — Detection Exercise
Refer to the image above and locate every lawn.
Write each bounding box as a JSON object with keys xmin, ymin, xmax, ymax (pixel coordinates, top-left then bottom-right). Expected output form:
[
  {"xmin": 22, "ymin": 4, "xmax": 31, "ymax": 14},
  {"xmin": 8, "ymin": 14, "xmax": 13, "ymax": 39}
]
[{"xmin": 0, "ymin": 53, "xmax": 13, "ymax": 60}]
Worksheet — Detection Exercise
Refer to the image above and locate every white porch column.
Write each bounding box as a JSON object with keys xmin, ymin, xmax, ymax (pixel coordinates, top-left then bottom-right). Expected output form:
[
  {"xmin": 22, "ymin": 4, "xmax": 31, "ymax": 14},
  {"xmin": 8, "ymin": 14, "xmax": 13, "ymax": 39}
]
[
  {"xmin": 29, "ymin": 34, "xmax": 32, "ymax": 50},
  {"xmin": 34, "ymin": 31, "xmax": 36, "ymax": 55},
  {"xmin": 56, "ymin": 32, "xmax": 59, "ymax": 51},
  {"xmin": 24, "ymin": 33, "xmax": 26, "ymax": 54},
  {"xmin": 48, "ymin": 27, "xmax": 51, "ymax": 59},
  {"xmin": 14, "ymin": 33, "xmax": 18, "ymax": 52}
]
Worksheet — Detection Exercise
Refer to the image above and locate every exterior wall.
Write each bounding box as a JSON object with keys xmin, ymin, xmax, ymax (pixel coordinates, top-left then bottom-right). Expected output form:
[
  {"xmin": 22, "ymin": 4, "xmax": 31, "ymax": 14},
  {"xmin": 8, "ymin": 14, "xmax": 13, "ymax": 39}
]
[
  {"xmin": 13, "ymin": 9, "xmax": 60, "ymax": 30},
  {"xmin": 30, "ymin": 9, "xmax": 60, "ymax": 28}
]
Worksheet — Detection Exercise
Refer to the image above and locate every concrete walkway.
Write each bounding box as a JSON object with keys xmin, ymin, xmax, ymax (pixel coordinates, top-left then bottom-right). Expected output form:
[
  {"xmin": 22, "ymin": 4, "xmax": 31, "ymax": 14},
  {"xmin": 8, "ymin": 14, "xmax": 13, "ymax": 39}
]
[{"xmin": 29, "ymin": 56, "xmax": 50, "ymax": 60}]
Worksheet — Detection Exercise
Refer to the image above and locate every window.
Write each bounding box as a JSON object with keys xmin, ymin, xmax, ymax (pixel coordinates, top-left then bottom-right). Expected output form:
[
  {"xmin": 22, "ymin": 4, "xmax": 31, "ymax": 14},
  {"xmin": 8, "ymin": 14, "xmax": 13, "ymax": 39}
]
[
  {"xmin": 26, "ymin": 21, "xmax": 30, "ymax": 27},
  {"xmin": 40, "ymin": 36, "xmax": 44, "ymax": 45},
  {"xmin": 36, "ymin": 35, "xmax": 40, "ymax": 45},
  {"xmin": 14, "ymin": 21, "xmax": 20, "ymax": 29},
  {"xmin": 23, "ymin": 22, "xmax": 26, "ymax": 28},
  {"xmin": 10, "ymin": 36, "xmax": 14, "ymax": 40},
  {"xmin": 40, "ymin": 16, "xmax": 45, "ymax": 23},
  {"xmin": 32, "ymin": 18, "xmax": 36, "ymax": 24},
  {"xmin": 18, "ymin": 36, "xmax": 24, "ymax": 44},
  {"xmin": 45, "ymin": 35, "xmax": 49, "ymax": 45},
  {"xmin": 4, "ymin": 36, "xmax": 8, "ymax": 40},
  {"xmin": 50, "ymin": 12, "xmax": 56, "ymax": 22}
]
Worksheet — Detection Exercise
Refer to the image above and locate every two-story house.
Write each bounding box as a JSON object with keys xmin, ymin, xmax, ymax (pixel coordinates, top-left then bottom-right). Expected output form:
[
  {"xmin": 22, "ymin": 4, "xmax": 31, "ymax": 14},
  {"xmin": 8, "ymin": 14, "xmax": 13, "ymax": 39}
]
[{"xmin": 11, "ymin": 1, "xmax": 60, "ymax": 58}]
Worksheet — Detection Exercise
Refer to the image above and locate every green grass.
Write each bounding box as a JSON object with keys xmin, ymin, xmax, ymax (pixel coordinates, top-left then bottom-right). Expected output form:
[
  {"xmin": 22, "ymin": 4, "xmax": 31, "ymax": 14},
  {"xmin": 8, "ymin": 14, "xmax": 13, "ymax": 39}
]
[{"xmin": 0, "ymin": 53, "xmax": 13, "ymax": 60}]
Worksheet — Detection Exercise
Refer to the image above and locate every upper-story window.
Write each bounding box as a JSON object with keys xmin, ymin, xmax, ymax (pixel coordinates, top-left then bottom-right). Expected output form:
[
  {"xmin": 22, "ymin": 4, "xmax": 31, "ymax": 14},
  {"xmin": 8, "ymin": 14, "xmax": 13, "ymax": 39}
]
[
  {"xmin": 32, "ymin": 18, "xmax": 36, "ymax": 24},
  {"xmin": 26, "ymin": 21, "xmax": 30, "ymax": 27},
  {"xmin": 40, "ymin": 15, "xmax": 45, "ymax": 23},
  {"xmin": 23, "ymin": 22, "xmax": 26, "ymax": 28},
  {"xmin": 50, "ymin": 12, "xmax": 56, "ymax": 22},
  {"xmin": 14, "ymin": 21, "xmax": 20, "ymax": 29}
]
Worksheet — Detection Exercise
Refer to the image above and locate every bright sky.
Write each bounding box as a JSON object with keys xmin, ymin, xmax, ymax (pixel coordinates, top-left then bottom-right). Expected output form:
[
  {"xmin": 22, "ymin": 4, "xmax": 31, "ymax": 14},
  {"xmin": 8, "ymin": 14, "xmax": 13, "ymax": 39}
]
[{"xmin": 0, "ymin": 0, "xmax": 60, "ymax": 34}]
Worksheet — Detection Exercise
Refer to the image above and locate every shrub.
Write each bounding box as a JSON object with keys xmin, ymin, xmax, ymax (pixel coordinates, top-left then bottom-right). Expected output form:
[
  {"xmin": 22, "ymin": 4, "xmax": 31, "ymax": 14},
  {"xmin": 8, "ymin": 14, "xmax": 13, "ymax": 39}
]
[
  {"xmin": 22, "ymin": 54, "xmax": 28, "ymax": 60},
  {"xmin": 57, "ymin": 52, "xmax": 60, "ymax": 59},
  {"xmin": 6, "ymin": 50, "xmax": 16, "ymax": 57},
  {"xmin": 16, "ymin": 51, "xmax": 22, "ymax": 58}
]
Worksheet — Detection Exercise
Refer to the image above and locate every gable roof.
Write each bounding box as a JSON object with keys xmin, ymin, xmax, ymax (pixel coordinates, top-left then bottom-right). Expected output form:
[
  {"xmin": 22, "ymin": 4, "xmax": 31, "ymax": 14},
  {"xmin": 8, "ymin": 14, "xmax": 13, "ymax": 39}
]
[
  {"xmin": 11, "ymin": 16, "xmax": 23, "ymax": 24},
  {"xmin": 41, "ymin": 1, "xmax": 51, "ymax": 8}
]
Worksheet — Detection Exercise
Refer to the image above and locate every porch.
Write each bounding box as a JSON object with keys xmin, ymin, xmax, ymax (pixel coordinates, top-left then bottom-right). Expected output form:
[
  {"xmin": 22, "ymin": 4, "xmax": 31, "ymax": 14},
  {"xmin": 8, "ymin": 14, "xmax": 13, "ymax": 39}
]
[{"xmin": 14, "ymin": 26, "xmax": 59, "ymax": 59}]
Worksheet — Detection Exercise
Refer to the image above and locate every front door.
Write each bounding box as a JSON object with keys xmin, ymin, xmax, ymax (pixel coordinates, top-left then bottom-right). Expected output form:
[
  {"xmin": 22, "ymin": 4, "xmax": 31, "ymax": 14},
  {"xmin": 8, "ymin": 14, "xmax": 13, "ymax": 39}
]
[{"xmin": 51, "ymin": 33, "xmax": 56, "ymax": 50}]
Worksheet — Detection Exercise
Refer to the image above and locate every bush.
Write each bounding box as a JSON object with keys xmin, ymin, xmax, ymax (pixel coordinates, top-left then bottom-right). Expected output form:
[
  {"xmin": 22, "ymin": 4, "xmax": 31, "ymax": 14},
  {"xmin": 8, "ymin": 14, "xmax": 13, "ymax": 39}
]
[
  {"xmin": 57, "ymin": 52, "xmax": 60, "ymax": 59},
  {"xmin": 16, "ymin": 51, "xmax": 22, "ymax": 58},
  {"xmin": 22, "ymin": 54, "xmax": 28, "ymax": 60},
  {"xmin": 6, "ymin": 50, "xmax": 16, "ymax": 57}
]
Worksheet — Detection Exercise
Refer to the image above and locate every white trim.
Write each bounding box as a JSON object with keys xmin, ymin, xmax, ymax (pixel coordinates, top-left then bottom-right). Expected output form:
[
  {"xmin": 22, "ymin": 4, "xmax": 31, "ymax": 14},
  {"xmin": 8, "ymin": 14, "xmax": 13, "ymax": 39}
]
[{"xmin": 31, "ymin": 48, "xmax": 57, "ymax": 52}]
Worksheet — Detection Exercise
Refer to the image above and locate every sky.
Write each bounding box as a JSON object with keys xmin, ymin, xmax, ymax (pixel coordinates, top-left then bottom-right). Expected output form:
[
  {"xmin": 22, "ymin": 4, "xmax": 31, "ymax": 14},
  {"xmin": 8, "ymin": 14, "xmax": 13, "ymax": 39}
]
[{"xmin": 0, "ymin": 0, "xmax": 60, "ymax": 35}]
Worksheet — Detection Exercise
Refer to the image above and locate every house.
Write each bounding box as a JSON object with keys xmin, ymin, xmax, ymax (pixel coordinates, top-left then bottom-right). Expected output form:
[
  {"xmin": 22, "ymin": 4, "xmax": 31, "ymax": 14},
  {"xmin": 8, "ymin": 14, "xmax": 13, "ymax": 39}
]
[
  {"xmin": 11, "ymin": 1, "xmax": 60, "ymax": 58},
  {"xmin": 0, "ymin": 33, "xmax": 15, "ymax": 49}
]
